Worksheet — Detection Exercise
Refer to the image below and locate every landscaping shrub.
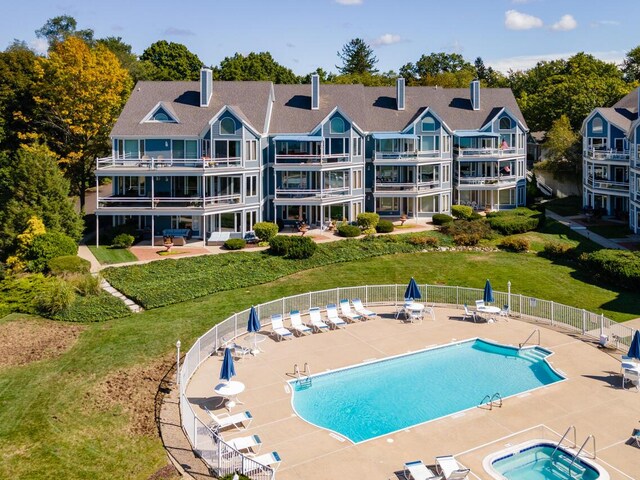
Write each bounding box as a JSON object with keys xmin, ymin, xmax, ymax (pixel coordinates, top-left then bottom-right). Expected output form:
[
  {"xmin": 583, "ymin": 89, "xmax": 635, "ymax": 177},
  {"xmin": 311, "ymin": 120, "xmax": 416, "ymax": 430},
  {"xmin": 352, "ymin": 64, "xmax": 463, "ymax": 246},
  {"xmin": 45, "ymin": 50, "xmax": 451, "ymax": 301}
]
[
  {"xmin": 451, "ymin": 205, "xmax": 473, "ymax": 220},
  {"xmin": 442, "ymin": 219, "xmax": 492, "ymax": 246},
  {"xmin": 376, "ymin": 220, "xmax": 394, "ymax": 233},
  {"xmin": 486, "ymin": 208, "xmax": 542, "ymax": 235},
  {"xmin": 253, "ymin": 222, "xmax": 279, "ymax": 242},
  {"xmin": 470, "ymin": 212, "xmax": 484, "ymax": 220},
  {"xmin": 357, "ymin": 212, "xmax": 380, "ymax": 230},
  {"xmin": 580, "ymin": 250, "xmax": 640, "ymax": 291},
  {"xmin": 34, "ymin": 276, "xmax": 76, "ymax": 315},
  {"xmin": 224, "ymin": 238, "xmax": 246, "ymax": 250},
  {"xmin": 53, "ymin": 292, "xmax": 131, "ymax": 322},
  {"xmin": 541, "ymin": 241, "xmax": 575, "ymax": 258},
  {"xmin": 24, "ymin": 231, "xmax": 78, "ymax": 273},
  {"xmin": 432, "ymin": 213, "xmax": 453, "ymax": 226},
  {"xmin": 48, "ymin": 255, "xmax": 91, "ymax": 275},
  {"xmin": 67, "ymin": 273, "xmax": 102, "ymax": 296},
  {"xmin": 337, "ymin": 224, "xmax": 361, "ymax": 237},
  {"xmin": 499, "ymin": 236, "xmax": 530, "ymax": 253},
  {"xmin": 407, "ymin": 235, "xmax": 439, "ymax": 248},
  {"xmin": 362, "ymin": 227, "xmax": 377, "ymax": 236},
  {"xmin": 284, "ymin": 236, "xmax": 317, "ymax": 259},
  {"xmin": 111, "ymin": 233, "xmax": 135, "ymax": 248},
  {"xmin": 221, "ymin": 474, "xmax": 250, "ymax": 480},
  {"xmin": 267, "ymin": 235, "xmax": 291, "ymax": 256}
]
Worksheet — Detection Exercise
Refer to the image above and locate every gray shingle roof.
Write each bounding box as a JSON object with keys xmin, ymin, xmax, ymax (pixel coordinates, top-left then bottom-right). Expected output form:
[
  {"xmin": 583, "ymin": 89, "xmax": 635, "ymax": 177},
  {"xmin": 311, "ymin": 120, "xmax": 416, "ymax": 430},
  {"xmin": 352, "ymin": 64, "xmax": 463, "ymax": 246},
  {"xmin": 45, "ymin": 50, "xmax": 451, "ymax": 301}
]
[
  {"xmin": 594, "ymin": 107, "xmax": 637, "ymax": 133},
  {"xmin": 112, "ymin": 81, "xmax": 528, "ymax": 137}
]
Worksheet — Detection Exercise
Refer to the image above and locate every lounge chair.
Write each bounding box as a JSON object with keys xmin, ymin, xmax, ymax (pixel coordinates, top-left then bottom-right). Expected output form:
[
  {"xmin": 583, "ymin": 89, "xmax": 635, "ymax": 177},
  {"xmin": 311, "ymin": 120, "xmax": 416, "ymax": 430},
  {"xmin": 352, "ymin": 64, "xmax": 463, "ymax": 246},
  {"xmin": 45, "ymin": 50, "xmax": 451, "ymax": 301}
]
[
  {"xmin": 352, "ymin": 298, "xmax": 377, "ymax": 319},
  {"xmin": 339, "ymin": 299, "xmax": 361, "ymax": 322},
  {"xmin": 229, "ymin": 342, "xmax": 251, "ymax": 360},
  {"xmin": 462, "ymin": 304, "xmax": 478, "ymax": 323},
  {"xmin": 270, "ymin": 314, "xmax": 293, "ymax": 341},
  {"xmin": 308, "ymin": 307, "xmax": 330, "ymax": 332},
  {"xmin": 396, "ymin": 298, "xmax": 414, "ymax": 320},
  {"xmin": 325, "ymin": 304, "xmax": 347, "ymax": 329},
  {"xmin": 622, "ymin": 368, "xmax": 640, "ymax": 390},
  {"xmin": 435, "ymin": 455, "xmax": 470, "ymax": 480},
  {"xmin": 204, "ymin": 406, "xmax": 253, "ymax": 430},
  {"xmin": 227, "ymin": 434, "xmax": 262, "ymax": 453},
  {"xmin": 289, "ymin": 310, "xmax": 312, "ymax": 336},
  {"xmin": 403, "ymin": 460, "xmax": 442, "ymax": 480},
  {"xmin": 631, "ymin": 428, "xmax": 640, "ymax": 447},
  {"xmin": 244, "ymin": 451, "xmax": 282, "ymax": 473}
]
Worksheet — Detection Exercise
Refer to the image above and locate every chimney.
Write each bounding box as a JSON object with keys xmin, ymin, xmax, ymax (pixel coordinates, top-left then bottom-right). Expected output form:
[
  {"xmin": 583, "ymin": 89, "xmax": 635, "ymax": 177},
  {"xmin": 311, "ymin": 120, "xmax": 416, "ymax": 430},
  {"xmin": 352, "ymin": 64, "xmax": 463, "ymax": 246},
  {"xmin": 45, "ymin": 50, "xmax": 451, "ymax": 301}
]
[
  {"xmin": 396, "ymin": 77, "xmax": 406, "ymax": 111},
  {"xmin": 200, "ymin": 68, "xmax": 213, "ymax": 107},
  {"xmin": 470, "ymin": 80, "xmax": 480, "ymax": 111},
  {"xmin": 311, "ymin": 73, "xmax": 320, "ymax": 110}
]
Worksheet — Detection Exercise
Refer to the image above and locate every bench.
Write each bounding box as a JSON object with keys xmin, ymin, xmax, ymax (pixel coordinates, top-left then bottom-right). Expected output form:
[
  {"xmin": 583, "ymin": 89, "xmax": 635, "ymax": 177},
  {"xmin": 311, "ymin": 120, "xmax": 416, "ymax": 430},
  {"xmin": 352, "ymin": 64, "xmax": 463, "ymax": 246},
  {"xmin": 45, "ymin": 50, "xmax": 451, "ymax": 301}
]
[{"xmin": 163, "ymin": 228, "xmax": 191, "ymax": 239}]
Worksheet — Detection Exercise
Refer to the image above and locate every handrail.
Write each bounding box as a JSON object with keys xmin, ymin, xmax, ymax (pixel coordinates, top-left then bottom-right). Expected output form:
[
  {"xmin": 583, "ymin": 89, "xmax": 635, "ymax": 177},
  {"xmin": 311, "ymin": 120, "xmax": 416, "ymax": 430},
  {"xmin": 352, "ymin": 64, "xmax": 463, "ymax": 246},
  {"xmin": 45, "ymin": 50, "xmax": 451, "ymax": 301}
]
[
  {"xmin": 479, "ymin": 393, "xmax": 501, "ymax": 410},
  {"xmin": 519, "ymin": 329, "xmax": 540, "ymax": 349},
  {"xmin": 568, "ymin": 435, "xmax": 596, "ymax": 478},
  {"xmin": 490, "ymin": 392, "xmax": 502, "ymax": 408},
  {"xmin": 552, "ymin": 425, "xmax": 577, "ymax": 457},
  {"xmin": 479, "ymin": 394, "xmax": 492, "ymax": 408}
]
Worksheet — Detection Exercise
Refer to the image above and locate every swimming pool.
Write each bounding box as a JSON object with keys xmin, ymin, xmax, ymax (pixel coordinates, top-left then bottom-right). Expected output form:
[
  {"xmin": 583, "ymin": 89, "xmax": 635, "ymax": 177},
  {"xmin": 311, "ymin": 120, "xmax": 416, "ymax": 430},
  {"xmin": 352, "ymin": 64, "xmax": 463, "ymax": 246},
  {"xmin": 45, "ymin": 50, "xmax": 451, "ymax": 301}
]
[
  {"xmin": 484, "ymin": 440, "xmax": 609, "ymax": 480},
  {"xmin": 289, "ymin": 338, "xmax": 564, "ymax": 443}
]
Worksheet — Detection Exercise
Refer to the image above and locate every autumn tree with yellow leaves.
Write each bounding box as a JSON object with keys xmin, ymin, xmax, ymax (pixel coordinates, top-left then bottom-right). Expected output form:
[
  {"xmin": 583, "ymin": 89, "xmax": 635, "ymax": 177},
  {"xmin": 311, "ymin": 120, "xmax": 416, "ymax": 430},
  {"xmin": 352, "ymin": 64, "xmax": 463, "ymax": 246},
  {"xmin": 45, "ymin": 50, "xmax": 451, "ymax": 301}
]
[{"xmin": 33, "ymin": 36, "xmax": 132, "ymax": 211}]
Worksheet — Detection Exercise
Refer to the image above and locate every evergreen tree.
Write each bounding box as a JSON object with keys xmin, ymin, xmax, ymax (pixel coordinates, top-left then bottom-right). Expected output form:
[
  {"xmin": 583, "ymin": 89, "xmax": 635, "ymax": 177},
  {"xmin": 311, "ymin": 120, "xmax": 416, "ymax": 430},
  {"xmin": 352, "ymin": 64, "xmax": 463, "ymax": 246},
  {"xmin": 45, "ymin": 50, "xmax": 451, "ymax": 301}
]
[{"xmin": 336, "ymin": 38, "xmax": 378, "ymax": 75}]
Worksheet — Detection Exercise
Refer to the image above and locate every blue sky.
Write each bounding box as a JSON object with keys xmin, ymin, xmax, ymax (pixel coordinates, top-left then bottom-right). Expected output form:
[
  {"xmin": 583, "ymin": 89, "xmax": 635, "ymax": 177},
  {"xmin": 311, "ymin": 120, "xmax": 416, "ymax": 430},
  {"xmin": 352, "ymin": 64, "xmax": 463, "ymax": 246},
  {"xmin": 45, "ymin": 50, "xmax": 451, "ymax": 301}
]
[{"xmin": 2, "ymin": 0, "xmax": 638, "ymax": 74}]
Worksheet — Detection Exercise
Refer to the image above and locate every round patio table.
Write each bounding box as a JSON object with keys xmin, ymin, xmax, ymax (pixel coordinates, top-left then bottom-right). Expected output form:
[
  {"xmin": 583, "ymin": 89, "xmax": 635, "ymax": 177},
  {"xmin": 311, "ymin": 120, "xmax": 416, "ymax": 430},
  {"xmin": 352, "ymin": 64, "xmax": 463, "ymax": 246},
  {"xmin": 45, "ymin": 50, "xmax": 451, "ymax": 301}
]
[
  {"xmin": 244, "ymin": 333, "xmax": 267, "ymax": 355},
  {"xmin": 477, "ymin": 305, "xmax": 501, "ymax": 321},
  {"xmin": 214, "ymin": 380, "xmax": 245, "ymax": 410}
]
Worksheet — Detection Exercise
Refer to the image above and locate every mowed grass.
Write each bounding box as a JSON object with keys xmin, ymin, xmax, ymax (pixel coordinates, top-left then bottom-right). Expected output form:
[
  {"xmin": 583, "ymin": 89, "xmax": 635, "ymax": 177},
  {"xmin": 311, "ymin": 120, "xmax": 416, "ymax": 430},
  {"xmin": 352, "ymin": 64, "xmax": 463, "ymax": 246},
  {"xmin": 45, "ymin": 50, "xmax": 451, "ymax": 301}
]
[
  {"xmin": 88, "ymin": 245, "xmax": 138, "ymax": 264},
  {"xmin": 1, "ymin": 251, "xmax": 639, "ymax": 479}
]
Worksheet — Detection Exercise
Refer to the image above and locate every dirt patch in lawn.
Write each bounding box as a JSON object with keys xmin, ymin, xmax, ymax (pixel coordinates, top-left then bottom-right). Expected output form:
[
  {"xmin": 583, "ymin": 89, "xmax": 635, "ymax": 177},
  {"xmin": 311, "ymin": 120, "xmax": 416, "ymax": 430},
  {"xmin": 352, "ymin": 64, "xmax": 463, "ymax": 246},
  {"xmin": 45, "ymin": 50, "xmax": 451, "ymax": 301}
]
[
  {"xmin": 0, "ymin": 318, "xmax": 84, "ymax": 368},
  {"xmin": 90, "ymin": 355, "xmax": 174, "ymax": 437}
]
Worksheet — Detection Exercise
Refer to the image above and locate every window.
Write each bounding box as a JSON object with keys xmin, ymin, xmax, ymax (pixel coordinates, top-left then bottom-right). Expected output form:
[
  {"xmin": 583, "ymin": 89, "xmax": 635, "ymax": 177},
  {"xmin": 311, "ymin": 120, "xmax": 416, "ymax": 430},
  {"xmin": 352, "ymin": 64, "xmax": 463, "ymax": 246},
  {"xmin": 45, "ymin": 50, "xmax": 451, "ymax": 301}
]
[
  {"xmin": 185, "ymin": 140, "xmax": 198, "ymax": 159},
  {"xmin": 153, "ymin": 112, "xmax": 169, "ymax": 122},
  {"xmin": 422, "ymin": 117, "xmax": 436, "ymax": 132},
  {"xmin": 215, "ymin": 140, "xmax": 240, "ymax": 159},
  {"xmin": 353, "ymin": 169, "xmax": 363, "ymax": 189},
  {"xmin": 246, "ymin": 175, "xmax": 258, "ymax": 196},
  {"xmin": 220, "ymin": 117, "xmax": 236, "ymax": 135},
  {"xmin": 592, "ymin": 117, "xmax": 603, "ymax": 134},
  {"xmin": 419, "ymin": 165, "xmax": 439, "ymax": 183},
  {"xmin": 419, "ymin": 195, "xmax": 439, "ymax": 213},
  {"xmin": 245, "ymin": 140, "xmax": 258, "ymax": 160},
  {"xmin": 330, "ymin": 117, "xmax": 346, "ymax": 134},
  {"xmin": 352, "ymin": 137, "xmax": 362, "ymax": 156},
  {"xmin": 442, "ymin": 164, "xmax": 450, "ymax": 183},
  {"xmin": 442, "ymin": 135, "xmax": 451, "ymax": 153},
  {"xmin": 172, "ymin": 140, "xmax": 185, "ymax": 159},
  {"xmin": 499, "ymin": 117, "xmax": 512, "ymax": 130},
  {"xmin": 376, "ymin": 197, "xmax": 399, "ymax": 212},
  {"xmin": 420, "ymin": 135, "xmax": 440, "ymax": 152}
]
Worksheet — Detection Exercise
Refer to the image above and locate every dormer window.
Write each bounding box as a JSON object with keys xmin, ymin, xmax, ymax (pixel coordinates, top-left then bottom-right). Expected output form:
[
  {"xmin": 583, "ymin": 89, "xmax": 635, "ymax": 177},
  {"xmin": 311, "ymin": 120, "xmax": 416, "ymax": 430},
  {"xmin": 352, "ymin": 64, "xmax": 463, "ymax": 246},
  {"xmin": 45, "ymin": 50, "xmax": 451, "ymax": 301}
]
[
  {"xmin": 330, "ymin": 117, "xmax": 346, "ymax": 134},
  {"xmin": 220, "ymin": 118, "xmax": 236, "ymax": 135},
  {"xmin": 592, "ymin": 117, "xmax": 603, "ymax": 134},
  {"xmin": 142, "ymin": 103, "xmax": 178, "ymax": 123},
  {"xmin": 422, "ymin": 117, "xmax": 436, "ymax": 132},
  {"xmin": 153, "ymin": 111, "xmax": 170, "ymax": 122},
  {"xmin": 499, "ymin": 117, "xmax": 512, "ymax": 130}
]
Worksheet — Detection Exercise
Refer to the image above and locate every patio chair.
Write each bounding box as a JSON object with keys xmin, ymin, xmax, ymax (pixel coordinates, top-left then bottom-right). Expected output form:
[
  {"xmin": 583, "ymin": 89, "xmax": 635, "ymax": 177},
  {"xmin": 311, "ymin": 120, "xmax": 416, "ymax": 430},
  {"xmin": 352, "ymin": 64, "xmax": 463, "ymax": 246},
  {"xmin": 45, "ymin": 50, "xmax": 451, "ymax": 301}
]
[
  {"xmin": 308, "ymin": 307, "xmax": 330, "ymax": 332},
  {"xmin": 244, "ymin": 451, "xmax": 282, "ymax": 474},
  {"xmin": 630, "ymin": 429, "xmax": 640, "ymax": 447},
  {"xmin": 435, "ymin": 455, "xmax": 470, "ymax": 480},
  {"xmin": 622, "ymin": 368, "xmax": 640, "ymax": 390},
  {"xmin": 204, "ymin": 406, "xmax": 253, "ymax": 430},
  {"xmin": 227, "ymin": 434, "xmax": 262, "ymax": 453},
  {"xmin": 475, "ymin": 300, "xmax": 485, "ymax": 310},
  {"xmin": 396, "ymin": 298, "xmax": 414, "ymax": 320},
  {"xmin": 462, "ymin": 304, "xmax": 478, "ymax": 323},
  {"xmin": 499, "ymin": 304, "xmax": 509, "ymax": 317},
  {"xmin": 325, "ymin": 304, "xmax": 347, "ymax": 329},
  {"xmin": 339, "ymin": 299, "xmax": 361, "ymax": 322},
  {"xmin": 403, "ymin": 460, "xmax": 442, "ymax": 480},
  {"xmin": 352, "ymin": 298, "xmax": 377, "ymax": 319},
  {"xmin": 289, "ymin": 310, "xmax": 312, "ymax": 336},
  {"xmin": 270, "ymin": 314, "xmax": 293, "ymax": 341},
  {"xmin": 230, "ymin": 342, "xmax": 251, "ymax": 360}
]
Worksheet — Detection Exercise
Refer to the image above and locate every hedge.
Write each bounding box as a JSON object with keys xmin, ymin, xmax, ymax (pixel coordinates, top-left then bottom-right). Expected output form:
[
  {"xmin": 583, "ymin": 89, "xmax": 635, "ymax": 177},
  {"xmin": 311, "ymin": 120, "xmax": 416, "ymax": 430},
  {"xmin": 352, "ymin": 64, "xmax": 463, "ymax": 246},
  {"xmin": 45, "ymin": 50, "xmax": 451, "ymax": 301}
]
[
  {"xmin": 253, "ymin": 222, "xmax": 279, "ymax": 242},
  {"xmin": 580, "ymin": 250, "xmax": 640, "ymax": 291},
  {"xmin": 486, "ymin": 208, "xmax": 543, "ymax": 235},
  {"xmin": 499, "ymin": 236, "xmax": 530, "ymax": 253},
  {"xmin": 357, "ymin": 212, "xmax": 380, "ymax": 230},
  {"xmin": 48, "ymin": 256, "xmax": 91, "ymax": 275},
  {"xmin": 442, "ymin": 219, "xmax": 492, "ymax": 246},
  {"xmin": 337, "ymin": 224, "xmax": 361, "ymax": 237},
  {"xmin": 224, "ymin": 239, "xmax": 246, "ymax": 250},
  {"xmin": 451, "ymin": 205, "xmax": 473, "ymax": 219},
  {"xmin": 25, "ymin": 232, "xmax": 78, "ymax": 273},
  {"xmin": 432, "ymin": 214, "xmax": 454, "ymax": 226},
  {"xmin": 376, "ymin": 220, "xmax": 394, "ymax": 233},
  {"xmin": 112, "ymin": 233, "xmax": 135, "ymax": 248},
  {"xmin": 268, "ymin": 235, "xmax": 317, "ymax": 259},
  {"xmin": 53, "ymin": 292, "xmax": 131, "ymax": 322},
  {"xmin": 102, "ymin": 235, "xmax": 428, "ymax": 309}
]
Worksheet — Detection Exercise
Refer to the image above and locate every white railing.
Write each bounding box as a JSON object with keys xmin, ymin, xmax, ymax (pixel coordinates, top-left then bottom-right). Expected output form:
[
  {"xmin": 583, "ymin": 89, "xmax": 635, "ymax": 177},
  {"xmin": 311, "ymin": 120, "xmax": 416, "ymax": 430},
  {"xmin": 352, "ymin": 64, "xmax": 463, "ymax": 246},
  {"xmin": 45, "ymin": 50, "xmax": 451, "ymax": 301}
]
[
  {"xmin": 97, "ymin": 194, "xmax": 243, "ymax": 209},
  {"xmin": 584, "ymin": 149, "xmax": 629, "ymax": 161},
  {"xmin": 455, "ymin": 147, "xmax": 523, "ymax": 157},
  {"xmin": 178, "ymin": 283, "xmax": 634, "ymax": 479},
  {"xmin": 374, "ymin": 181, "xmax": 441, "ymax": 192},
  {"xmin": 274, "ymin": 153, "xmax": 350, "ymax": 164},
  {"xmin": 274, "ymin": 187, "xmax": 350, "ymax": 199},
  {"xmin": 373, "ymin": 150, "xmax": 445, "ymax": 161},
  {"xmin": 456, "ymin": 175, "xmax": 518, "ymax": 186},
  {"xmin": 96, "ymin": 156, "xmax": 244, "ymax": 170}
]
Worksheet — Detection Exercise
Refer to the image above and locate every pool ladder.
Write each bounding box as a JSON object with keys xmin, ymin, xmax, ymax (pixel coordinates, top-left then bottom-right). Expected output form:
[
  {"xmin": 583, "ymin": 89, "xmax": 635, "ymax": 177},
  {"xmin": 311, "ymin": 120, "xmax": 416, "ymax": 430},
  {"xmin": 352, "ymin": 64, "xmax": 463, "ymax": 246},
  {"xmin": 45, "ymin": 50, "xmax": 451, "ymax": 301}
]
[
  {"xmin": 551, "ymin": 426, "xmax": 596, "ymax": 479},
  {"xmin": 294, "ymin": 362, "xmax": 311, "ymax": 387},
  {"xmin": 519, "ymin": 328, "xmax": 541, "ymax": 349},
  {"xmin": 479, "ymin": 392, "xmax": 502, "ymax": 410}
]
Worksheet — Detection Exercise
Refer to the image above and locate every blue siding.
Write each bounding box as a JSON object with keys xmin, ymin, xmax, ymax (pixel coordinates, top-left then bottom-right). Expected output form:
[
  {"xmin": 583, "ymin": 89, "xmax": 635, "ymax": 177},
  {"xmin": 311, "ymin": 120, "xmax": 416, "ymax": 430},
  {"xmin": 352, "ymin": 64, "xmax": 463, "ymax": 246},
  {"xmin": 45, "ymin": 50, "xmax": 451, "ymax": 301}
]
[
  {"xmin": 586, "ymin": 113, "xmax": 607, "ymax": 137},
  {"xmin": 145, "ymin": 139, "xmax": 171, "ymax": 158}
]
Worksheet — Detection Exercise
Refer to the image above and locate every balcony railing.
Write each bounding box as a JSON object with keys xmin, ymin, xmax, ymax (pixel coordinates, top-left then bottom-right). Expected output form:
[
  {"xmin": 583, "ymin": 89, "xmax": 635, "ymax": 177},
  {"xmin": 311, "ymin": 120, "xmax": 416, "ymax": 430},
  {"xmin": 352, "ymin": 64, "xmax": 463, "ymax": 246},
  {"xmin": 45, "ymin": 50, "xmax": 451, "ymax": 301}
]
[
  {"xmin": 273, "ymin": 153, "xmax": 350, "ymax": 164},
  {"xmin": 454, "ymin": 147, "xmax": 523, "ymax": 157},
  {"xmin": 373, "ymin": 150, "xmax": 443, "ymax": 161},
  {"xmin": 374, "ymin": 181, "xmax": 441, "ymax": 193},
  {"xmin": 97, "ymin": 194, "xmax": 242, "ymax": 209},
  {"xmin": 455, "ymin": 175, "xmax": 518, "ymax": 186},
  {"xmin": 96, "ymin": 156, "xmax": 244, "ymax": 170},
  {"xmin": 584, "ymin": 149, "xmax": 630, "ymax": 162},
  {"xmin": 274, "ymin": 187, "xmax": 349, "ymax": 199},
  {"xmin": 586, "ymin": 177, "xmax": 629, "ymax": 192}
]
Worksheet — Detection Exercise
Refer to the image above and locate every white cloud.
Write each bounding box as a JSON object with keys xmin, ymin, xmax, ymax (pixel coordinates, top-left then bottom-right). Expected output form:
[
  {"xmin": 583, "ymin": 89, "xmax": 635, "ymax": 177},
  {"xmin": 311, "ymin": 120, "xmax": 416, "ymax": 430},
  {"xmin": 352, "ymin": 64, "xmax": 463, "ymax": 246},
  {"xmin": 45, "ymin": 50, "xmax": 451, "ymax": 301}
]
[
  {"xmin": 551, "ymin": 14, "xmax": 577, "ymax": 31},
  {"xmin": 372, "ymin": 34, "xmax": 401, "ymax": 46},
  {"xmin": 29, "ymin": 38, "xmax": 48, "ymax": 55},
  {"xmin": 335, "ymin": 0, "xmax": 362, "ymax": 5},
  {"xmin": 590, "ymin": 20, "xmax": 619, "ymax": 28},
  {"xmin": 487, "ymin": 51, "xmax": 624, "ymax": 73},
  {"xmin": 505, "ymin": 10, "xmax": 544, "ymax": 30}
]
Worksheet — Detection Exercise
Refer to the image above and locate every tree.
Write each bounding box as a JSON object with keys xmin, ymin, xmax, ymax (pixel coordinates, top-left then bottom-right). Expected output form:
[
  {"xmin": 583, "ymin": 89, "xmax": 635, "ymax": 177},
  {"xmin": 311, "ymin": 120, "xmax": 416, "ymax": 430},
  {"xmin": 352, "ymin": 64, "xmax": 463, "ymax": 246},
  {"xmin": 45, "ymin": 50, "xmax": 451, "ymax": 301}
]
[
  {"xmin": 140, "ymin": 40, "xmax": 203, "ymax": 80},
  {"xmin": 33, "ymin": 36, "xmax": 132, "ymax": 212},
  {"xmin": 622, "ymin": 45, "xmax": 640, "ymax": 83},
  {"xmin": 35, "ymin": 15, "xmax": 94, "ymax": 48},
  {"xmin": 543, "ymin": 114, "xmax": 582, "ymax": 175},
  {"xmin": 0, "ymin": 144, "xmax": 83, "ymax": 260},
  {"xmin": 400, "ymin": 52, "xmax": 475, "ymax": 87},
  {"xmin": 336, "ymin": 38, "xmax": 378, "ymax": 75},
  {"xmin": 213, "ymin": 52, "xmax": 300, "ymax": 83}
]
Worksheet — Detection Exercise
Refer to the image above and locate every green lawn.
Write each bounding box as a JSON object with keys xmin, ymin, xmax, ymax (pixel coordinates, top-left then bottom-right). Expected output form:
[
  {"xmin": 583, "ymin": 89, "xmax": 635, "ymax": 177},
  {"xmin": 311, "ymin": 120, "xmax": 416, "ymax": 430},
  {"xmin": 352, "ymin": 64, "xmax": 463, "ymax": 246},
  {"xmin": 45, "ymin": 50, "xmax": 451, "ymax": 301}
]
[
  {"xmin": 88, "ymin": 245, "xmax": 137, "ymax": 264},
  {"xmin": 543, "ymin": 196, "xmax": 583, "ymax": 216}
]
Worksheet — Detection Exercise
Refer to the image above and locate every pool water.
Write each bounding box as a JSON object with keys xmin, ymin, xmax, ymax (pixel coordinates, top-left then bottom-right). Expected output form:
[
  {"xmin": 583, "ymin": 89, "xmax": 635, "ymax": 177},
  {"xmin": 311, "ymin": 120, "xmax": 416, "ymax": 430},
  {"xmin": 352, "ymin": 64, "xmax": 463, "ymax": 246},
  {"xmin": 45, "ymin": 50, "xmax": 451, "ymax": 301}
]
[
  {"xmin": 492, "ymin": 444, "xmax": 600, "ymax": 480},
  {"xmin": 290, "ymin": 339, "xmax": 564, "ymax": 443}
]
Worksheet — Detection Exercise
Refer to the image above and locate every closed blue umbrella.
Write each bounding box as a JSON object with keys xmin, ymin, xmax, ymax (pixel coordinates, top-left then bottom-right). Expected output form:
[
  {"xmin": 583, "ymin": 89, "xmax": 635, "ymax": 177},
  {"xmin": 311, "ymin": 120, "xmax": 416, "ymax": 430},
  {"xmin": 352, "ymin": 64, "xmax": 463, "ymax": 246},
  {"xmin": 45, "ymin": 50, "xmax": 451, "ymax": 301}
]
[
  {"xmin": 404, "ymin": 277, "xmax": 422, "ymax": 300},
  {"xmin": 219, "ymin": 347, "xmax": 236, "ymax": 382},
  {"xmin": 247, "ymin": 306, "xmax": 261, "ymax": 352},
  {"xmin": 483, "ymin": 279, "xmax": 494, "ymax": 304},
  {"xmin": 628, "ymin": 331, "xmax": 640, "ymax": 360}
]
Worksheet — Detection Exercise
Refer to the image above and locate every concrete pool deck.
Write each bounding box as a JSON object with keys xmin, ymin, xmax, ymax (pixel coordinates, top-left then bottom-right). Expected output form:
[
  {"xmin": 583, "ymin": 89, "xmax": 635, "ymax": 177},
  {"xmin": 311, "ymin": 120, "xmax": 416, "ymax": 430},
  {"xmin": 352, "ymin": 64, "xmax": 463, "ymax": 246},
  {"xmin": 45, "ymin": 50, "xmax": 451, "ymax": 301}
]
[{"xmin": 185, "ymin": 307, "xmax": 639, "ymax": 479}]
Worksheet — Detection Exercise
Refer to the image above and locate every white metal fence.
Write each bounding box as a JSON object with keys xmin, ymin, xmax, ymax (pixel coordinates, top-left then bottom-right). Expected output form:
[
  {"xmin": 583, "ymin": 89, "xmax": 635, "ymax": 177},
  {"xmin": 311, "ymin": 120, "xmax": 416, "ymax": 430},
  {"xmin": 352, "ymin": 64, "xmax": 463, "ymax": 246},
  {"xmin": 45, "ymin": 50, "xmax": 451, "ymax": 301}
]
[{"xmin": 178, "ymin": 283, "xmax": 635, "ymax": 479}]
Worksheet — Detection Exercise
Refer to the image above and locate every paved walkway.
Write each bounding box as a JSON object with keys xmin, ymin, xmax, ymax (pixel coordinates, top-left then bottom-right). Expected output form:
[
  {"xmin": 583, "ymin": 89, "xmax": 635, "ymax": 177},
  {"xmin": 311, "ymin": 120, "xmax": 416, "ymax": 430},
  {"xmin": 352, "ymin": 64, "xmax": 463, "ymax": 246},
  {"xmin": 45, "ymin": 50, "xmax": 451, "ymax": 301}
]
[
  {"xmin": 545, "ymin": 210, "xmax": 626, "ymax": 250},
  {"xmin": 77, "ymin": 244, "xmax": 102, "ymax": 273}
]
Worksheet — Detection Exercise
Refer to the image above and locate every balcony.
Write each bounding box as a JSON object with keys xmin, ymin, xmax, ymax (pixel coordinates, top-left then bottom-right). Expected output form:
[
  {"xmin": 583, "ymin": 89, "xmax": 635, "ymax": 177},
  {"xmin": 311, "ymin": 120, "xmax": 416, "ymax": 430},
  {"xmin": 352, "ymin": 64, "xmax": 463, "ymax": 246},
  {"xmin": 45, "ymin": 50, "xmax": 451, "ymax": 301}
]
[
  {"xmin": 455, "ymin": 175, "xmax": 519, "ymax": 188},
  {"xmin": 454, "ymin": 147, "xmax": 524, "ymax": 158},
  {"xmin": 586, "ymin": 176, "xmax": 629, "ymax": 192},
  {"xmin": 274, "ymin": 187, "xmax": 350, "ymax": 200},
  {"xmin": 274, "ymin": 153, "xmax": 351, "ymax": 165},
  {"xmin": 583, "ymin": 149, "xmax": 630, "ymax": 162},
  {"xmin": 96, "ymin": 156, "xmax": 245, "ymax": 171},
  {"xmin": 374, "ymin": 181, "xmax": 442, "ymax": 194},
  {"xmin": 373, "ymin": 150, "xmax": 442, "ymax": 162},
  {"xmin": 97, "ymin": 194, "xmax": 242, "ymax": 211}
]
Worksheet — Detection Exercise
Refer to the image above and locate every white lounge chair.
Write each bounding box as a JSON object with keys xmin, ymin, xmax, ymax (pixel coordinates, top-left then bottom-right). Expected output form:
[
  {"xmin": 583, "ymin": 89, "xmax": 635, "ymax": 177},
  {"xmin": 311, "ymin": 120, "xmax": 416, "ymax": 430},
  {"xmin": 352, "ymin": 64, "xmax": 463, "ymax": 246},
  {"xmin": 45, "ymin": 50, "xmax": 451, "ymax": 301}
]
[
  {"xmin": 462, "ymin": 304, "xmax": 478, "ymax": 323},
  {"xmin": 308, "ymin": 307, "xmax": 330, "ymax": 332},
  {"xmin": 622, "ymin": 368, "xmax": 640, "ymax": 390},
  {"xmin": 229, "ymin": 342, "xmax": 251, "ymax": 360},
  {"xmin": 404, "ymin": 460, "xmax": 442, "ymax": 480},
  {"xmin": 227, "ymin": 434, "xmax": 262, "ymax": 453},
  {"xmin": 289, "ymin": 310, "xmax": 312, "ymax": 336},
  {"xmin": 435, "ymin": 455, "xmax": 470, "ymax": 480},
  {"xmin": 270, "ymin": 314, "xmax": 293, "ymax": 341},
  {"xmin": 244, "ymin": 451, "xmax": 282, "ymax": 473},
  {"xmin": 396, "ymin": 298, "xmax": 414, "ymax": 319},
  {"xmin": 205, "ymin": 406, "xmax": 253, "ymax": 430},
  {"xmin": 325, "ymin": 304, "xmax": 347, "ymax": 329},
  {"xmin": 475, "ymin": 299, "xmax": 485, "ymax": 310},
  {"xmin": 339, "ymin": 299, "xmax": 361, "ymax": 322},
  {"xmin": 352, "ymin": 298, "xmax": 377, "ymax": 319}
]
